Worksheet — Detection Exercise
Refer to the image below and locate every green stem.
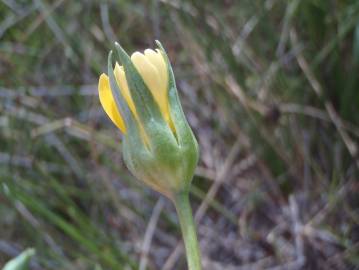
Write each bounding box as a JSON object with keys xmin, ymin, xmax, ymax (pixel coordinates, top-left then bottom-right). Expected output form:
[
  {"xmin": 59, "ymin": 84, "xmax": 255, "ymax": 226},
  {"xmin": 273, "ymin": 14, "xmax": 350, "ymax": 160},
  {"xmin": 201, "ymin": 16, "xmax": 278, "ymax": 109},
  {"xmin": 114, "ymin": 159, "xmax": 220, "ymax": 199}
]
[{"xmin": 173, "ymin": 192, "xmax": 202, "ymax": 270}]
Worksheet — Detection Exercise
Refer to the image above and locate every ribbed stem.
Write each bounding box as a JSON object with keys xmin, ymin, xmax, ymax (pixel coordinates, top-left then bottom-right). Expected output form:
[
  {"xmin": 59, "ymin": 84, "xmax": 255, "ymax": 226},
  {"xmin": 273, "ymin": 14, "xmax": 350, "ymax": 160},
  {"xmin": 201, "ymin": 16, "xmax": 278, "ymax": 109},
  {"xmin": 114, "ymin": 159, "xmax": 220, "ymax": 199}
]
[{"xmin": 173, "ymin": 192, "xmax": 202, "ymax": 270}]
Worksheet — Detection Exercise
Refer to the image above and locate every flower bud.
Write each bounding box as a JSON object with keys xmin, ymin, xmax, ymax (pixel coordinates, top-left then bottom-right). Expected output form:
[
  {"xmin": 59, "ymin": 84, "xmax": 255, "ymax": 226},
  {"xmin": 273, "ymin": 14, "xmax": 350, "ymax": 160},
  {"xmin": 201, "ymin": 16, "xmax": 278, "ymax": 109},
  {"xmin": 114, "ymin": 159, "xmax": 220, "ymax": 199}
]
[{"xmin": 98, "ymin": 41, "xmax": 199, "ymax": 199}]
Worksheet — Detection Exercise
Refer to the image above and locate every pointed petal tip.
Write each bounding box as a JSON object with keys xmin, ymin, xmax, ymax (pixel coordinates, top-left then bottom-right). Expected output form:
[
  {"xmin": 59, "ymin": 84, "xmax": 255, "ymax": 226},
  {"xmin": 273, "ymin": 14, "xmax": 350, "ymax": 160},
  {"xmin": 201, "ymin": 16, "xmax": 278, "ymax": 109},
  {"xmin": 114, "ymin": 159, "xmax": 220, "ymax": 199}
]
[{"xmin": 99, "ymin": 73, "xmax": 108, "ymax": 81}]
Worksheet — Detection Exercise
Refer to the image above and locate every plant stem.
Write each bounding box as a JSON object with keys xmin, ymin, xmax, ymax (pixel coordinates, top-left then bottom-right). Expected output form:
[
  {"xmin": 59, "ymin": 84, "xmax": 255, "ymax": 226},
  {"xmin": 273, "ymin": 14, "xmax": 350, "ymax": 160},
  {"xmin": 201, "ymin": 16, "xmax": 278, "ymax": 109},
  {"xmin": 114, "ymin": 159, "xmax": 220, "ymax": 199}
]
[{"xmin": 173, "ymin": 192, "xmax": 202, "ymax": 270}]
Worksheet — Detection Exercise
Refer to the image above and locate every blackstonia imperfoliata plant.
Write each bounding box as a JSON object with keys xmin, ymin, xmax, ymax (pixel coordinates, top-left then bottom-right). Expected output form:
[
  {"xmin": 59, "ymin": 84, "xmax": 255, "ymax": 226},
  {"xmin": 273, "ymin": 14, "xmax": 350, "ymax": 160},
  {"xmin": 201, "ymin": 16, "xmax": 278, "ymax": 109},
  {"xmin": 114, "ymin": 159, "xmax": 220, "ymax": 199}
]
[{"xmin": 98, "ymin": 41, "xmax": 202, "ymax": 270}]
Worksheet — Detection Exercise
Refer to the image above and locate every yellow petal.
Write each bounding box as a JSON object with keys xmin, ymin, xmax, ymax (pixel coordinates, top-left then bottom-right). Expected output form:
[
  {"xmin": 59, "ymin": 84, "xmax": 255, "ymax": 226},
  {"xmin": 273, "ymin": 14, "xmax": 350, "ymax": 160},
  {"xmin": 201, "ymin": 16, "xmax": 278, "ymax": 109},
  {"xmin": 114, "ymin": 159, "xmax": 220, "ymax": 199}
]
[
  {"xmin": 114, "ymin": 63, "xmax": 150, "ymax": 145},
  {"xmin": 114, "ymin": 63, "xmax": 138, "ymax": 119},
  {"xmin": 144, "ymin": 49, "xmax": 168, "ymax": 93},
  {"xmin": 131, "ymin": 51, "xmax": 170, "ymax": 123},
  {"xmin": 98, "ymin": 73, "xmax": 126, "ymax": 132},
  {"xmin": 131, "ymin": 52, "xmax": 162, "ymax": 94}
]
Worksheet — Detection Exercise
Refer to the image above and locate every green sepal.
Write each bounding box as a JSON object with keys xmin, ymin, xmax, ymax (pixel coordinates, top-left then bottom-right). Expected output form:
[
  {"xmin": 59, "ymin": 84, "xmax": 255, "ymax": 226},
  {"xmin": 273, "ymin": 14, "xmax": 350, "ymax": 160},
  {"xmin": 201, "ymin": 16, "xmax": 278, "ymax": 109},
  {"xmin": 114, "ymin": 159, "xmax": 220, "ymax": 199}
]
[
  {"xmin": 122, "ymin": 116, "xmax": 189, "ymax": 198},
  {"xmin": 155, "ymin": 40, "xmax": 199, "ymax": 188}
]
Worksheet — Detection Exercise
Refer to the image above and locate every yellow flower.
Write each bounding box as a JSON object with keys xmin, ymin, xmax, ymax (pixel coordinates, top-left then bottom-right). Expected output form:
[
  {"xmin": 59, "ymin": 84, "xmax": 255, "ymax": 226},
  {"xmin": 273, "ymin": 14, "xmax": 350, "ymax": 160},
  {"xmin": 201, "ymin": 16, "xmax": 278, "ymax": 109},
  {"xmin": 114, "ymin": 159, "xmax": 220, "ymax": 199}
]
[
  {"xmin": 97, "ymin": 41, "xmax": 198, "ymax": 199},
  {"xmin": 98, "ymin": 49, "xmax": 170, "ymax": 133}
]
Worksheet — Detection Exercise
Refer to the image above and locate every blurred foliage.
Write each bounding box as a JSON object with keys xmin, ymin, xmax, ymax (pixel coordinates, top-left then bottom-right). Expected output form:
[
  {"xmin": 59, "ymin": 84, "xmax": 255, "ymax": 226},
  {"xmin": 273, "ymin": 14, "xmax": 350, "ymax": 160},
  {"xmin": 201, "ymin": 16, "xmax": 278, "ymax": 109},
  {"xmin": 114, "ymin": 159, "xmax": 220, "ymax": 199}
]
[
  {"xmin": 3, "ymin": 248, "xmax": 35, "ymax": 270},
  {"xmin": 1, "ymin": 0, "xmax": 359, "ymax": 269}
]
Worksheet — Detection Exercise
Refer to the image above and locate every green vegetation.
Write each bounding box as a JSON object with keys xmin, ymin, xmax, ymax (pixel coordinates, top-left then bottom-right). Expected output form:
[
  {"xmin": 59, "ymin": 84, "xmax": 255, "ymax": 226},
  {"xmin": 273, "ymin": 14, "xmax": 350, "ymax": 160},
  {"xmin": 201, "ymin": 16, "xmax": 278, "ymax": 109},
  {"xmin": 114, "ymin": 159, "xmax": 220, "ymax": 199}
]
[{"xmin": 1, "ymin": 1, "xmax": 358, "ymax": 269}]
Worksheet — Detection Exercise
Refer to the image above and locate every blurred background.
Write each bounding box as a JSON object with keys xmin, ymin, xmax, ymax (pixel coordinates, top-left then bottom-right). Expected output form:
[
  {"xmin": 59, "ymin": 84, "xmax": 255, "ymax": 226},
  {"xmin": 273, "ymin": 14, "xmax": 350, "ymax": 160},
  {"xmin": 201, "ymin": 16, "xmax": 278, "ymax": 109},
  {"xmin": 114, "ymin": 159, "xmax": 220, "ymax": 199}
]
[{"xmin": 1, "ymin": 0, "xmax": 359, "ymax": 269}]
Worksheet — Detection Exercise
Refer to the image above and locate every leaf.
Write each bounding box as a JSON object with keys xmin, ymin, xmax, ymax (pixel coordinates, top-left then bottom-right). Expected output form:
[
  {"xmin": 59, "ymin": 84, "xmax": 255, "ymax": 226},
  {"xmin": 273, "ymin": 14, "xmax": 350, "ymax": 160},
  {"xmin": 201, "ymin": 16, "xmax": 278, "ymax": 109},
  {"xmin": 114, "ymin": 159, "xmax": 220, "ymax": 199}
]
[{"xmin": 2, "ymin": 249, "xmax": 35, "ymax": 270}]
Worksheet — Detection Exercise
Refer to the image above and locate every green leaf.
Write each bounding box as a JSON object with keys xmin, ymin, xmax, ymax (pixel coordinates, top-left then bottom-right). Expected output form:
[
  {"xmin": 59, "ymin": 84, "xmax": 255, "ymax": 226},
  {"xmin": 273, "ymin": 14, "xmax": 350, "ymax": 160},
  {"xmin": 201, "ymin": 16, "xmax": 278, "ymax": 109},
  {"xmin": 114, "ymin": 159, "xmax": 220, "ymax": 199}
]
[{"xmin": 2, "ymin": 248, "xmax": 35, "ymax": 270}]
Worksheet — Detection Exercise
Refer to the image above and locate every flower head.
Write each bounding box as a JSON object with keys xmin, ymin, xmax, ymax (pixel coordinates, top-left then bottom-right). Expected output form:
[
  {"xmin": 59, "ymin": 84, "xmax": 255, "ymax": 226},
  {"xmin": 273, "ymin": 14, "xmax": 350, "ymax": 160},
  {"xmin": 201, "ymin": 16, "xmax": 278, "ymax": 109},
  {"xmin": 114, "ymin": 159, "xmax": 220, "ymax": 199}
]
[{"xmin": 98, "ymin": 41, "xmax": 199, "ymax": 199}]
